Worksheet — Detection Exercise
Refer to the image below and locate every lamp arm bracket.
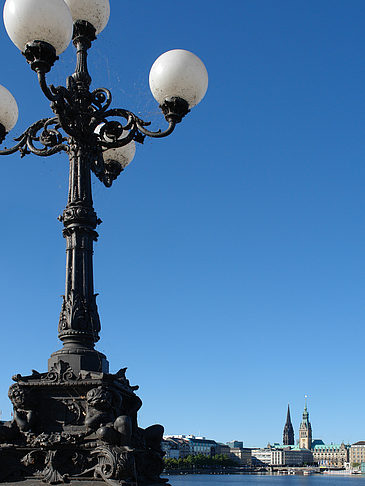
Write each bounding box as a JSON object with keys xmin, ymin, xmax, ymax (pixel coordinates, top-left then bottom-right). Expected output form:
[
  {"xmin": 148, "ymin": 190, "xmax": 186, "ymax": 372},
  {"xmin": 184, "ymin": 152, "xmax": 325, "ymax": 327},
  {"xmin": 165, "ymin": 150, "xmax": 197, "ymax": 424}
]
[
  {"xmin": 0, "ymin": 117, "xmax": 68, "ymax": 158},
  {"xmin": 94, "ymin": 108, "xmax": 177, "ymax": 148},
  {"xmin": 36, "ymin": 68, "xmax": 72, "ymax": 103},
  {"xmin": 37, "ymin": 71, "xmax": 60, "ymax": 102},
  {"xmin": 136, "ymin": 119, "xmax": 176, "ymax": 138}
]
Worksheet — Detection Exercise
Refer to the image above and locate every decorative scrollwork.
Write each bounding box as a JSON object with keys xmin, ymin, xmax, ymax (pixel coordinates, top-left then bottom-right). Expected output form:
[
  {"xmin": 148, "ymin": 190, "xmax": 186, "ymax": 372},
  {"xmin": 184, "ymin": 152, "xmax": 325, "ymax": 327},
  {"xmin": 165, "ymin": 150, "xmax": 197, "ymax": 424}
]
[
  {"xmin": 96, "ymin": 108, "xmax": 177, "ymax": 148},
  {"xmin": 92, "ymin": 88, "xmax": 112, "ymax": 113},
  {"xmin": 61, "ymin": 399, "xmax": 83, "ymax": 425},
  {"xmin": 39, "ymin": 118, "xmax": 65, "ymax": 147},
  {"xmin": 93, "ymin": 110, "xmax": 138, "ymax": 149},
  {"xmin": 44, "ymin": 360, "xmax": 76, "ymax": 383},
  {"xmin": 92, "ymin": 445, "xmax": 136, "ymax": 482},
  {"xmin": 0, "ymin": 84, "xmax": 183, "ymax": 199},
  {"xmin": 42, "ymin": 450, "xmax": 67, "ymax": 484},
  {"xmin": 0, "ymin": 117, "xmax": 68, "ymax": 158}
]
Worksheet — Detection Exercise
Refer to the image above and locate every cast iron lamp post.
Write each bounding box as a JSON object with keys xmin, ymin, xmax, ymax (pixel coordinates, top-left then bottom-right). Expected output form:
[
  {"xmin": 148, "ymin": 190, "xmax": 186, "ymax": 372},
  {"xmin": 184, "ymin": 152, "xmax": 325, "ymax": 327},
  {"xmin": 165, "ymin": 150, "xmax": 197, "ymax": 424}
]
[{"xmin": 0, "ymin": 0, "xmax": 207, "ymax": 484}]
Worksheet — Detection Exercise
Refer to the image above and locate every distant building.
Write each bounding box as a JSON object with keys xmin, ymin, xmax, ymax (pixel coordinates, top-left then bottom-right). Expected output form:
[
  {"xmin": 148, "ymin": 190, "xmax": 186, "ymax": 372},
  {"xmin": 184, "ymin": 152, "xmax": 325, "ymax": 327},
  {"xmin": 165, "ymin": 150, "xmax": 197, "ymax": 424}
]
[
  {"xmin": 162, "ymin": 438, "xmax": 180, "ymax": 459},
  {"xmin": 215, "ymin": 443, "xmax": 231, "ymax": 455},
  {"xmin": 229, "ymin": 447, "xmax": 252, "ymax": 465},
  {"xmin": 162, "ymin": 436, "xmax": 193, "ymax": 458},
  {"xmin": 350, "ymin": 442, "xmax": 365, "ymax": 465},
  {"xmin": 251, "ymin": 397, "xmax": 350, "ymax": 468},
  {"xmin": 174, "ymin": 438, "xmax": 191, "ymax": 458},
  {"xmin": 227, "ymin": 440, "xmax": 243, "ymax": 449},
  {"xmin": 252, "ymin": 444, "xmax": 313, "ymax": 466},
  {"xmin": 312, "ymin": 442, "xmax": 349, "ymax": 467},
  {"xmin": 311, "ymin": 439, "xmax": 325, "ymax": 448},
  {"xmin": 299, "ymin": 399, "xmax": 312, "ymax": 449},
  {"xmin": 285, "ymin": 447, "xmax": 313, "ymax": 466},
  {"xmin": 283, "ymin": 405, "xmax": 294, "ymax": 446},
  {"xmin": 188, "ymin": 437, "xmax": 217, "ymax": 456},
  {"xmin": 251, "ymin": 448, "xmax": 271, "ymax": 465}
]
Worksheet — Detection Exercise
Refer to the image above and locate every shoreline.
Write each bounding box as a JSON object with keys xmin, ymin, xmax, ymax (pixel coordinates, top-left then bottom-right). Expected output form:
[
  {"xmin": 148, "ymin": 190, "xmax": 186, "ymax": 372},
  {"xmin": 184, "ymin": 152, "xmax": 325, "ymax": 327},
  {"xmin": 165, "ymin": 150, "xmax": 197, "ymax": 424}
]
[{"xmin": 165, "ymin": 467, "xmax": 360, "ymax": 477}]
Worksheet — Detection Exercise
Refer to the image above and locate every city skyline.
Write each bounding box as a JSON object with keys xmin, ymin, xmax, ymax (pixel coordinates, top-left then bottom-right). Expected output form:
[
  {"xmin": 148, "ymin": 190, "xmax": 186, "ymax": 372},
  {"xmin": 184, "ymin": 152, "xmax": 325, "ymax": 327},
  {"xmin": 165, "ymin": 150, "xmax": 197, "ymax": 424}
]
[
  {"xmin": 163, "ymin": 400, "xmax": 353, "ymax": 449},
  {"xmin": 0, "ymin": 0, "xmax": 364, "ymax": 447}
]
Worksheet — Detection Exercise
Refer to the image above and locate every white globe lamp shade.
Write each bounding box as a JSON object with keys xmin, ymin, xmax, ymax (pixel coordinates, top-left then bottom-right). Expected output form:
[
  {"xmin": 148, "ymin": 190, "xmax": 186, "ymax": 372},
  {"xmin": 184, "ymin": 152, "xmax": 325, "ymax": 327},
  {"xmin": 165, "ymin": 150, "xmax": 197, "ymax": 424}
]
[
  {"xmin": 3, "ymin": 0, "xmax": 73, "ymax": 55},
  {"xmin": 149, "ymin": 49, "xmax": 208, "ymax": 108},
  {"xmin": 0, "ymin": 85, "xmax": 18, "ymax": 132},
  {"xmin": 103, "ymin": 141, "xmax": 136, "ymax": 169},
  {"xmin": 64, "ymin": 0, "xmax": 110, "ymax": 34},
  {"xmin": 95, "ymin": 124, "xmax": 136, "ymax": 169}
]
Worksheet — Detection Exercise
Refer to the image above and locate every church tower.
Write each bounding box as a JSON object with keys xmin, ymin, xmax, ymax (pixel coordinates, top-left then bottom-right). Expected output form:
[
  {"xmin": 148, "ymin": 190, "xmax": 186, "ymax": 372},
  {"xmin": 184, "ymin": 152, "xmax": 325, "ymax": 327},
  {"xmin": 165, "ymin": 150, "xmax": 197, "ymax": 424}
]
[
  {"xmin": 299, "ymin": 397, "xmax": 312, "ymax": 449},
  {"xmin": 283, "ymin": 404, "xmax": 294, "ymax": 445}
]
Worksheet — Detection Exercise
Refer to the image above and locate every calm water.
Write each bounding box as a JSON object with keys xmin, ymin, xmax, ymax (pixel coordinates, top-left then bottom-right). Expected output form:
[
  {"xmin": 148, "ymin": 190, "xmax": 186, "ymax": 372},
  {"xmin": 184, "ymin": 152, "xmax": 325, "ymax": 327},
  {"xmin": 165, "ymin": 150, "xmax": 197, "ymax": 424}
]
[{"xmin": 167, "ymin": 474, "xmax": 365, "ymax": 485}]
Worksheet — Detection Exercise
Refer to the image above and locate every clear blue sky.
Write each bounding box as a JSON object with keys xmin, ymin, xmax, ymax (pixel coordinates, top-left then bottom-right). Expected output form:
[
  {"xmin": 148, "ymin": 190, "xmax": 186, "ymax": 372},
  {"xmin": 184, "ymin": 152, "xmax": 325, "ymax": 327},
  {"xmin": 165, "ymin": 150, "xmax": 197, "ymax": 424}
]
[{"xmin": 0, "ymin": 0, "xmax": 364, "ymax": 448}]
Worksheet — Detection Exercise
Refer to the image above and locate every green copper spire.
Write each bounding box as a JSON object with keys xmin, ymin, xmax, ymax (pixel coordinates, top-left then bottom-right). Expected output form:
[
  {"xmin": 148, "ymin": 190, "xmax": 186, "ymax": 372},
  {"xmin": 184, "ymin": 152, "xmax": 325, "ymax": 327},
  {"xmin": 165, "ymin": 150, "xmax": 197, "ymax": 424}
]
[
  {"xmin": 299, "ymin": 395, "xmax": 312, "ymax": 449},
  {"xmin": 303, "ymin": 395, "xmax": 309, "ymax": 420}
]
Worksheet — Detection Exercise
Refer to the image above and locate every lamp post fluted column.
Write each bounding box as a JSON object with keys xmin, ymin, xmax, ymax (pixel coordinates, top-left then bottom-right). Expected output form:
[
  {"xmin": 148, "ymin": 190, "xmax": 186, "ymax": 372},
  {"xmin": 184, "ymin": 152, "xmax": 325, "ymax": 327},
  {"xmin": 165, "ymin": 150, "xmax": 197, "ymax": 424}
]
[
  {"xmin": 50, "ymin": 140, "xmax": 108, "ymax": 373},
  {"xmin": 48, "ymin": 22, "xmax": 109, "ymax": 373}
]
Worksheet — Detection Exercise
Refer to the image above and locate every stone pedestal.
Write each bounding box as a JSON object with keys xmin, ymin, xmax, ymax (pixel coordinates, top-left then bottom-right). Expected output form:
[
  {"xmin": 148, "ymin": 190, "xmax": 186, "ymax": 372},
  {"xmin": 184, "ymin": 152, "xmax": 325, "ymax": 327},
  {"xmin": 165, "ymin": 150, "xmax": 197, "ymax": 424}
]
[
  {"xmin": 0, "ymin": 362, "xmax": 169, "ymax": 485},
  {"xmin": 48, "ymin": 347, "xmax": 110, "ymax": 375}
]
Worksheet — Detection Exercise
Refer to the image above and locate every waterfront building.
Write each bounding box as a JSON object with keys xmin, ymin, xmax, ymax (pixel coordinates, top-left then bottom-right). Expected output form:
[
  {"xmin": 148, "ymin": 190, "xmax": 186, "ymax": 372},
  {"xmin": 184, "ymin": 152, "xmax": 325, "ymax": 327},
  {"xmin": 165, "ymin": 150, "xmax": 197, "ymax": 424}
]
[
  {"xmin": 173, "ymin": 437, "xmax": 191, "ymax": 458},
  {"xmin": 312, "ymin": 441, "xmax": 349, "ymax": 466},
  {"xmin": 283, "ymin": 404, "xmax": 294, "ymax": 445},
  {"xmin": 164, "ymin": 434, "xmax": 195, "ymax": 440},
  {"xmin": 299, "ymin": 399, "xmax": 312, "ymax": 449},
  {"xmin": 284, "ymin": 447, "xmax": 313, "ymax": 466},
  {"xmin": 165, "ymin": 435, "xmax": 217, "ymax": 457},
  {"xmin": 251, "ymin": 448, "xmax": 271, "ymax": 465},
  {"xmin": 162, "ymin": 438, "xmax": 180, "ymax": 459},
  {"xmin": 162, "ymin": 436, "xmax": 193, "ymax": 458},
  {"xmin": 163, "ymin": 435, "xmax": 253, "ymax": 461},
  {"xmin": 229, "ymin": 447, "xmax": 252, "ymax": 465},
  {"xmin": 272, "ymin": 444, "xmax": 313, "ymax": 466},
  {"xmin": 252, "ymin": 445, "xmax": 313, "ymax": 466},
  {"xmin": 350, "ymin": 441, "xmax": 365, "ymax": 465},
  {"xmin": 271, "ymin": 448, "xmax": 285, "ymax": 465},
  {"xmin": 164, "ymin": 435, "xmax": 256, "ymax": 459},
  {"xmin": 227, "ymin": 440, "xmax": 244, "ymax": 449},
  {"xmin": 215, "ymin": 443, "xmax": 231, "ymax": 455},
  {"xmin": 188, "ymin": 437, "xmax": 217, "ymax": 456},
  {"xmin": 311, "ymin": 439, "xmax": 324, "ymax": 448}
]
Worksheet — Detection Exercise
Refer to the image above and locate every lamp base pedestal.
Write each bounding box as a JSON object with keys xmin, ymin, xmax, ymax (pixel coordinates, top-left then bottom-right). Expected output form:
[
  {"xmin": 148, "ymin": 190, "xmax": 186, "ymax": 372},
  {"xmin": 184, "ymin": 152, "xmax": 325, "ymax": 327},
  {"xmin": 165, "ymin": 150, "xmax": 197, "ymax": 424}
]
[
  {"xmin": 48, "ymin": 347, "xmax": 109, "ymax": 374},
  {"xmin": 0, "ymin": 362, "xmax": 168, "ymax": 486}
]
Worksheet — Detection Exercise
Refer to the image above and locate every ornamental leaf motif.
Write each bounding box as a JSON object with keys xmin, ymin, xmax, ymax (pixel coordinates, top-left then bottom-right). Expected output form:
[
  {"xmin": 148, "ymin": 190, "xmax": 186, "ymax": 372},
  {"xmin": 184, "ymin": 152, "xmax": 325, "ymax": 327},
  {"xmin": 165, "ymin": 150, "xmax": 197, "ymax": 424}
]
[{"xmin": 58, "ymin": 290, "xmax": 100, "ymax": 337}]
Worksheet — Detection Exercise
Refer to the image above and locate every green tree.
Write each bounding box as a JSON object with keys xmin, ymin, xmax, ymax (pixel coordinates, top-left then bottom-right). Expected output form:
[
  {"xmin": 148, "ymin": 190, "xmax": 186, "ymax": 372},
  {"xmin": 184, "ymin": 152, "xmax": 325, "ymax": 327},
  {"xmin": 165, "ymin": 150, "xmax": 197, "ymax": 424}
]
[{"xmin": 164, "ymin": 453, "xmax": 237, "ymax": 470}]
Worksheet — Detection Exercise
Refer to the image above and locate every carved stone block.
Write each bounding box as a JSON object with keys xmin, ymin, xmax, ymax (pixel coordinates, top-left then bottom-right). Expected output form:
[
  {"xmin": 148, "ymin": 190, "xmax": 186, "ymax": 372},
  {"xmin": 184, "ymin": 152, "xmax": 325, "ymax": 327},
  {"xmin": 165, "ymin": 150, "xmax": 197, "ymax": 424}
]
[{"xmin": 1, "ymin": 362, "xmax": 169, "ymax": 485}]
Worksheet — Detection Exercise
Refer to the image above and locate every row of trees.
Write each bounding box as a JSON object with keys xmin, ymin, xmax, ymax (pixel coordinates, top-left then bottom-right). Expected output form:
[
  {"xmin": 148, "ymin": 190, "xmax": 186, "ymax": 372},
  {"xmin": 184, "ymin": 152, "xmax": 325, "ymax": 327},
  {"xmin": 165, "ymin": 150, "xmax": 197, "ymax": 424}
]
[{"xmin": 164, "ymin": 453, "xmax": 238, "ymax": 470}]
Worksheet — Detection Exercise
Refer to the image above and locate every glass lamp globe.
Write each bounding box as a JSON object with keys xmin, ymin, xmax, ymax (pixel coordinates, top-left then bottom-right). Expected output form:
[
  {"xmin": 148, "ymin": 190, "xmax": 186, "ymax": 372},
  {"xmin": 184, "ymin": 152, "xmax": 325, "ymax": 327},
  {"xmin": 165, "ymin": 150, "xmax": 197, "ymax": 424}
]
[
  {"xmin": 103, "ymin": 141, "xmax": 136, "ymax": 169},
  {"xmin": 3, "ymin": 0, "xmax": 73, "ymax": 55},
  {"xmin": 0, "ymin": 85, "xmax": 18, "ymax": 132},
  {"xmin": 95, "ymin": 124, "xmax": 136, "ymax": 169},
  {"xmin": 149, "ymin": 49, "xmax": 208, "ymax": 108},
  {"xmin": 64, "ymin": 0, "xmax": 110, "ymax": 34}
]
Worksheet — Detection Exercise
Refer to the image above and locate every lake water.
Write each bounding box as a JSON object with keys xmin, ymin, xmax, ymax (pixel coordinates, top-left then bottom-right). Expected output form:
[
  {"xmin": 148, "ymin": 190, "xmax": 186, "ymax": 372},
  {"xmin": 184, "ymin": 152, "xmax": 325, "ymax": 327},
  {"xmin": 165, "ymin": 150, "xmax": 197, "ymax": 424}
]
[{"xmin": 167, "ymin": 474, "xmax": 365, "ymax": 485}]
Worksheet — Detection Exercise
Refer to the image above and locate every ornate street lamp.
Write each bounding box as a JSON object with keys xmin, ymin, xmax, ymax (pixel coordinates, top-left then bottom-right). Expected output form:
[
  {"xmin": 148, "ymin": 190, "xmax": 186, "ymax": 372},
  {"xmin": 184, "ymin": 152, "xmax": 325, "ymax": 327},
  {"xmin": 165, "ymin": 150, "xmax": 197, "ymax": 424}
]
[{"xmin": 0, "ymin": 0, "xmax": 208, "ymax": 484}]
